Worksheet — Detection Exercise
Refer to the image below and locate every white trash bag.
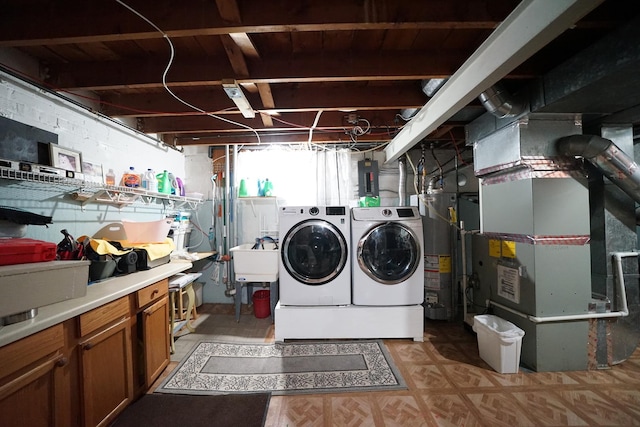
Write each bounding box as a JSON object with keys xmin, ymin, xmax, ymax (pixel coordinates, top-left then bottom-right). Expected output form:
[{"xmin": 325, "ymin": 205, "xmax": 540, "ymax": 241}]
[{"xmin": 473, "ymin": 314, "xmax": 525, "ymax": 373}]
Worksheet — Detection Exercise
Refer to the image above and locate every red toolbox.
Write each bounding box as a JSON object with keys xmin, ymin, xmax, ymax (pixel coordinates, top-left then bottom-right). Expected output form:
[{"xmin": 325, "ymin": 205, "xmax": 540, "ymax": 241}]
[{"xmin": 0, "ymin": 238, "xmax": 57, "ymax": 266}]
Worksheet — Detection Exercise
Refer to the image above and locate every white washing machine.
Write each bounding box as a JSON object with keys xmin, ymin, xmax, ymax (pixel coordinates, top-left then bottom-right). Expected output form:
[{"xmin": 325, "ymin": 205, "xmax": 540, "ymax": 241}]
[
  {"xmin": 279, "ymin": 206, "xmax": 351, "ymax": 305},
  {"xmin": 351, "ymin": 206, "xmax": 424, "ymax": 305}
]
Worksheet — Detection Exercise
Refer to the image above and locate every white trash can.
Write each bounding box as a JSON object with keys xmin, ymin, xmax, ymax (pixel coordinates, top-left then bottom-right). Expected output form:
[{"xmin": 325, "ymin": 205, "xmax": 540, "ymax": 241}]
[{"xmin": 473, "ymin": 314, "xmax": 525, "ymax": 374}]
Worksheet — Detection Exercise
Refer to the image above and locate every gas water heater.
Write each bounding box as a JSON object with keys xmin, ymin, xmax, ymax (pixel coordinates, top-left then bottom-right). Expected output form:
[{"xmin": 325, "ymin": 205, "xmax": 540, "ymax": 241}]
[{"xmin": 411, "ymin": 191, "xmax": 457, "ymax": 320}]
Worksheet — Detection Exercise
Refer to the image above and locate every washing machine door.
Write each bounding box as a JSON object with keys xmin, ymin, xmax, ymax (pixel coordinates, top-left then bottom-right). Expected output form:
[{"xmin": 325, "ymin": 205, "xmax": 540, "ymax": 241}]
[
  {"xmin": 357, "ymin": 222, "xmax": 420, "ymax": 285},
  {"xmin": 282, "ymin": 219, "xmax": 348, "ymax": 285}
]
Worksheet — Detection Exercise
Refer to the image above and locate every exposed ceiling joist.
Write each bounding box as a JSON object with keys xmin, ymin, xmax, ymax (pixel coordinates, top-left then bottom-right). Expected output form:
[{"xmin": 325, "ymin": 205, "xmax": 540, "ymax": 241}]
[{"xmin": 1, "ymin": 0, "xmax": 635, "ymax": 148}]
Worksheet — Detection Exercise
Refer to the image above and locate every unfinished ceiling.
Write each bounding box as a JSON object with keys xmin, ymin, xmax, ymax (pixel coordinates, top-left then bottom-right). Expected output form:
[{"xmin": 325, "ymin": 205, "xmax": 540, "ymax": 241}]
[{"xmin": 1, "ymin": 0, "xmax": 639, "ymax": 152}]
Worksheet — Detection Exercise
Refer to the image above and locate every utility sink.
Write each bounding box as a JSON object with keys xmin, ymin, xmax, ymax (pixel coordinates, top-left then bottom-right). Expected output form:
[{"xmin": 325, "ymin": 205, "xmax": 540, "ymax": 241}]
[
  {"xmin": 0, "ymin": 260, "xmax": 90, "ymax": 324},
  {"xmin": 231, "ymin": 243, "xmax": 280, "ymax": 282}
]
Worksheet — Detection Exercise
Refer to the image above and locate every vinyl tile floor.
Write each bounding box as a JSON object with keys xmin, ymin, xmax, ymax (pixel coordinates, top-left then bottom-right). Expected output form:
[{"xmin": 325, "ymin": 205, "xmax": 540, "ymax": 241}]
[{"xmin": 156, "ymin": 303, "xmax": 640, "ymax": 427}]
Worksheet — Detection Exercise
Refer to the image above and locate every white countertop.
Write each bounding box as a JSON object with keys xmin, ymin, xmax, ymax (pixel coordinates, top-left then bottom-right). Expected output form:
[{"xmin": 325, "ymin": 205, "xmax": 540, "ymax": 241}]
[{"xmin": 0, "ymin": 261, "xmax": 192, "ymax": 347}]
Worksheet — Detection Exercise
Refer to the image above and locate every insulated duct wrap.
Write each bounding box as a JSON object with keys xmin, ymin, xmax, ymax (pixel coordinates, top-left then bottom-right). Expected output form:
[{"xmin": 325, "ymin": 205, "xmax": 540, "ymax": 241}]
[{"xmin": 557, "ymin": 135, "xmax": 640, "ymax": 204}]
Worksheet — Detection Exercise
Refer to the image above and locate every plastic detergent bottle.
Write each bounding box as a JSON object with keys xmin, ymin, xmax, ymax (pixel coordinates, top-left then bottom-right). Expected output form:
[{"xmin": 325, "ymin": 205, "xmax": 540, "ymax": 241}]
[
  {"xmin": 157, "ymin": 170, "xmax": 171, "ymax": 194},
  {"xmin": 122, "ymin": 166, "xmax": 141, "ymax": 188},
  {"xmin": 262, "ymin": 178, "xmax": 274, "ymax": 196},
  {"xmin": 105, "ymin": 168, "xmax": 116, "ymax": 186},
  {"xmin": 142, "ymin": 168, "xmax": 158, "ymax": 193},
  {"xmin": 168, "ymin": 173, "xmax": 177, "ymax": 195}
]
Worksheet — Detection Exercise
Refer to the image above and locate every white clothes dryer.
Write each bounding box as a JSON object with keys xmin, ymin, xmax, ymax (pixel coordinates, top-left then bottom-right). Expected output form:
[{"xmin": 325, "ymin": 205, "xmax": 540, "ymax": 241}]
[
  {"xmin": 351, "ymin": 206, "xmax": 424, "ymax": 305},
  {"xmin": 279, "ymin": 206, "xmax": 351, "ymax": 305}
]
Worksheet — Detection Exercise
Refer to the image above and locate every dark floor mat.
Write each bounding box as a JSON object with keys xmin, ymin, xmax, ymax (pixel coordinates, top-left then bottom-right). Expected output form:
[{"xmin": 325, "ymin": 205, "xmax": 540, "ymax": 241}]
[{"xmin": 110, "ymin": 392, "xmax": 270, "ymax": 427}]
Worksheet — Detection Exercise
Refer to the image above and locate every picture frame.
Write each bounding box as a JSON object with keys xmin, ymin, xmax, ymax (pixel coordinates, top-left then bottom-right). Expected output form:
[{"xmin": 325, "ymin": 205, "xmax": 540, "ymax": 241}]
[
  {"xmin": 50, "ymin": 144, "xmax": 82, "ymax": 173},
  {"xmin": 81, "ymin": 160, "xmax": 104, "ymax": 184}
]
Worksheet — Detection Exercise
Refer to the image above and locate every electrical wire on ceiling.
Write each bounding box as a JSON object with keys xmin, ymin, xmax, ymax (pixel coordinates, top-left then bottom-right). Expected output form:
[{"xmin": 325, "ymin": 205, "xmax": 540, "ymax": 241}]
[
  {"xmin": 448, "ymin": 130, "xmax": 470, "ymax": 166},
  {"xmin": 307, "ymin": 110, "xmax": 323, "ymax": 150},
  {"xmin": 115, "ymin": 0, "xmax": 261, "ymax": 145},
  {"xmin": 351, "ymin": 117, "xmax": 371, "ymax": 137}
]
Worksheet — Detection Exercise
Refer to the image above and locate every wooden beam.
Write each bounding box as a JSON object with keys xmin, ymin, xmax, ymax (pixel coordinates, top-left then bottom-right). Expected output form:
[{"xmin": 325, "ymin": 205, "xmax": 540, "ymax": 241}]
[
  {"xmin": 215, "ymin": 0, "xmax": 242, "ymax": 23},
  {"xmin": 49, "ymin": 50, "xmax": 536, "ymax": 91},
  {"xmin": 256, "ymin": 83, "xmax": 275, "ymax": 127},
  {"xmin": 220, "ymin": 34, "xmax": 250, "ymax": 76},
  {"xmin": 229, "ymin": 33, "xmax": 260, "ymax": 59},
  {"xmin": 138, "ymin": 110, "xmax": 405, "ymax": 133},
  {"xmin": 100, "ymin": 84, "xmax": 428, "ymax": 117},
  {"xmin": 0, "ymin": 0, "xmax": 520, "ymax": 46}
]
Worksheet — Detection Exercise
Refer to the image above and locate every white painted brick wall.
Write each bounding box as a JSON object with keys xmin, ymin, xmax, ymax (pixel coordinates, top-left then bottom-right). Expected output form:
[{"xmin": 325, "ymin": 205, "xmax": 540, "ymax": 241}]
[{"xmin": 0, "ymin": 70, "xmax": 185, "ymax": 179}]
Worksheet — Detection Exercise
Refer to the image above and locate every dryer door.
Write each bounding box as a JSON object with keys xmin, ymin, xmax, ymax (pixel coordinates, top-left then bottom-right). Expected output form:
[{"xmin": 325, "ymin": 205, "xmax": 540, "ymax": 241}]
[
  {"xmin": 357, "ymin": 222, "xmax": 421, "ymax": 284},
  {"xmin": 282, "ymin": 219, "xmax": 348, "ymax": 285}
]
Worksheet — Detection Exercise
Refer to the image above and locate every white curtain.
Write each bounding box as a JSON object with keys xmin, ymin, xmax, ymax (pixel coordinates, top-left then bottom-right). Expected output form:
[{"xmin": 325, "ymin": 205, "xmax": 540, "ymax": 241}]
[
  {"xmin": 315, "ymin": 148, "xmax": 352, "ymax": 206},
  {"xmin": 235, "ymin": 147, "xmax": 353, "ymax": 206}
]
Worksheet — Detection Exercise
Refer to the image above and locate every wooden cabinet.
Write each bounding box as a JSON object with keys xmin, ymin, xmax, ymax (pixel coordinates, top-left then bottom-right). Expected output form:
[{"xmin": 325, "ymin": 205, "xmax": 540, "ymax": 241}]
[
  {"xmin": 78, "ymin": 297, "xmax": 133, "ymax": 427},
  {"xmin": 0, "ymin": 276, "xmax": 174, "ymax": 427},
  {"xmin": 141, "ymin": 296, "xmax": 170, "ymax": 386},
  {"xmin": 135, "ymin": 278, "xmax": 169, "ymax": 389},
  {"xmin": 0, "ymin": 325, "xmax": 68, "ymax": 427}
]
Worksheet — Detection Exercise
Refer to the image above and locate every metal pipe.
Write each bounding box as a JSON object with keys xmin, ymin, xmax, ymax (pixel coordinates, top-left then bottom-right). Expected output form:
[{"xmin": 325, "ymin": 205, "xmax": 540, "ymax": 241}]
[
  {"xmin": 557, "ymin": 134, "xmax": 640, "ymax": 203},
  {"xmin": 460, "ymin": 221, "xmax": 468, "ymax": 324},
  {"xmin": 224, "ymin": 144, "xmax": 233, "ymax": 293},
  {"xmin": 486, "ymin": 299, "xmax": 628, "ymax": 323},
  {"xmin": 610, "ymin": 251, "xmax": 633, "ymax": 317},
  {"xmin": 398, "ymin": 155, "xmax": 407, "ymax": 206},
  {"xmin": 487, "ymin": 248, "xmax": 631, "ymax": 323},
  {"xmin": 477, "ymin": 83, "xmax": 524, "ymax": 118},
  {"xmin": 459, "ymin": 227, "xmax": 481, "ymax": 324},
  {"xmin": 487, "ymin": 250, "xmax": 633, "ymax": 323}
]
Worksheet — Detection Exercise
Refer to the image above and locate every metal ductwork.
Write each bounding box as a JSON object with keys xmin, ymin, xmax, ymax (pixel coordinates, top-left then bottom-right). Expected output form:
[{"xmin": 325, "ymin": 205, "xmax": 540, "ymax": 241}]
[
  {"xmin": 398, "ymin": 155, "xmax": 407, "ymax": 206},
  {"xmin": 557, "ymin": 134, "xmax": 640, "ymax": 204},
  {"xmin": 478, "ymin": 83, "xmax": 525, "ymax": 119}
]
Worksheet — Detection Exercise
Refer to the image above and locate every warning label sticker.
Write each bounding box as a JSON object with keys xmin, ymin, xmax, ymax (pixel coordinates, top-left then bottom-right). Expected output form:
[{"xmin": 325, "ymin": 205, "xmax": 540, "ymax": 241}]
[{"xmin": 497, "ymin": 264, "xmax": 520, "ymax": 303}]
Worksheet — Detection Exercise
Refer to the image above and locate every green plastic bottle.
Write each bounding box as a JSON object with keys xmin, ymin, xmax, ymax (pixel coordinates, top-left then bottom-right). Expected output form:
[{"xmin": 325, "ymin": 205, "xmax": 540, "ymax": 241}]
[{"xmin": 156, "ymin": 170, "xmax": 171, "ymax": 194}]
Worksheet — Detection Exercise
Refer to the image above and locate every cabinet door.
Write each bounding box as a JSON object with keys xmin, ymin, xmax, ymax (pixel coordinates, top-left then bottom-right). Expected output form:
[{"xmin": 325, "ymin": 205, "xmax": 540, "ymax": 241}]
[
  {"xmin": 0, "ymin": 353, "xmax": 68, "ymax": 427},
  {"xmin": 142, "ymin": 295, "xmax": 170, "ymax": 387},
  {"xmin": 79, "ymin": 316, "xmax": 133, "ymax": 427}
]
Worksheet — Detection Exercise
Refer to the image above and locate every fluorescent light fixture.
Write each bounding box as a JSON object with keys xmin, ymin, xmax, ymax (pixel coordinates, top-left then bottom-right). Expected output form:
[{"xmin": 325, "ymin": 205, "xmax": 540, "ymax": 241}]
[{"xmin": 222, "ymin": 79, "xmax": 255, "ymax": 118}]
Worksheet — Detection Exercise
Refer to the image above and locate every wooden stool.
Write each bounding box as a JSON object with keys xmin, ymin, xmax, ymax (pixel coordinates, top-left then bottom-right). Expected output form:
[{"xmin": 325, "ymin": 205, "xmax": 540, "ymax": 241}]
[{"xmin": 168, "ymin": 273, "xmax": 201, "ymax": 353}]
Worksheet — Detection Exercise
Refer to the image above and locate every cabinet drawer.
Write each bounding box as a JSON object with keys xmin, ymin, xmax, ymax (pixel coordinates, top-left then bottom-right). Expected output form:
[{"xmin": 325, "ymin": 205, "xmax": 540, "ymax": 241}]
[
  {"xmin": 0, "ymin": 324, "xmax": 64, "ymax": 380},
  {"xmin": 136, "ymin": 279, "xmax": 168, "ymax": 310},
  {"xmin": 79, "ymin": 296, "xmax": 130, "ymax": 337}
]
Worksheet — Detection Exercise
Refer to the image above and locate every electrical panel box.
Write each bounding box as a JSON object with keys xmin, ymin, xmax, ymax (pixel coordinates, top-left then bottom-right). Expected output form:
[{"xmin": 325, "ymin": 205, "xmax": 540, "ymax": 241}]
[{"xmin": 357, "ymin": 159, "xmax": 379, "ymax": 197}]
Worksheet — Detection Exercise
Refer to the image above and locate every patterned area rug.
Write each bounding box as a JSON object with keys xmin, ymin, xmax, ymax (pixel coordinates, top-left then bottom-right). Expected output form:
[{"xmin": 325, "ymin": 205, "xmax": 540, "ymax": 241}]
[{"xmin": 156, "ymin": 340, "xmax": 406, "ymax": 395}]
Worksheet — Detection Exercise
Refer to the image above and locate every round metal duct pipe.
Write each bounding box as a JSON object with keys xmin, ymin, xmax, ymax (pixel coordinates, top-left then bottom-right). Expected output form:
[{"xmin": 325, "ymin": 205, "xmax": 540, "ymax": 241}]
[
  {"xmin": 478, "ymin": 83, "xmax": 524, "ymax": 118},
  {"xmin": 557, "ymin": 134, "xmax": 640, "ymax": 204}
]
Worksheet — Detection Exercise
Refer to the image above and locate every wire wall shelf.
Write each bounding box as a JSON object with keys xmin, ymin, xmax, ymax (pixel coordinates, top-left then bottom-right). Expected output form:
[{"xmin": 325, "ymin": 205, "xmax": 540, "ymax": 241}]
[{"xmin": 0, "ymin": 166, "xmax": 204, "ymax": 210}]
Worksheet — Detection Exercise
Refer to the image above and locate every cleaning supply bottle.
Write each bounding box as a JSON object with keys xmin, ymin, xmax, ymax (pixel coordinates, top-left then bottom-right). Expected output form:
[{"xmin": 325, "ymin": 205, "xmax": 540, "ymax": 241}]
[
  {"xmin": 168, "ymin": 173, "xmax": 177, "ymax": 195},
  {"xmin": 142, "ymin": 168, "xmax": 158, "ymax": 193},
  {"xmin": 262, "ymin": 178, "xmax": 274, "ymax": 196},
  {"xmin": 157, "ymin": 170, "xmax": 171, "ymax": 194},
  {"xmin": 122, "ymin": 166, "xmax": 141, "ymax": 188},
  {"xmin": 175, "ymin": 177, "xmax": 185, "ymax": 196},
  {"xmin": 105, "ymin": 168, "xmax": 116, "ymax": 186}
]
